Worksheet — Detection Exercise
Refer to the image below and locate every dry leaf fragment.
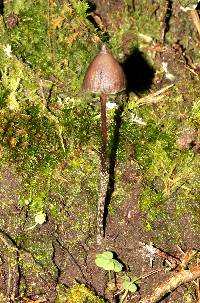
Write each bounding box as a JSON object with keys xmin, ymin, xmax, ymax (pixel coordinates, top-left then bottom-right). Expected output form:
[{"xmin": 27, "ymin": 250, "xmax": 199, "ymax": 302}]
[
  {"xmin": 67, "ymin": 32, "xmax": 79, "ymax": 48},
  {"xmin": 51, "ymin": 16, "xmax": 65, "ymax": 29}
]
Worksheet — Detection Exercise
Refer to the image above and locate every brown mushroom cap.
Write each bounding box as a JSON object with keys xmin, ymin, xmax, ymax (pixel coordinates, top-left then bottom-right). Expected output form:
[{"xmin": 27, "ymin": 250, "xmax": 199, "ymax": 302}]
[{"xmin": 82, "ymin": 44, "xmax": 126, "ymax": 94}]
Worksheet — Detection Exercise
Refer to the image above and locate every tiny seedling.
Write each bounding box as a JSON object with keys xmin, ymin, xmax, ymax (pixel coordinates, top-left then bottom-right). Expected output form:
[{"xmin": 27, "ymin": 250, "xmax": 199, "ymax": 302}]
[
  {"xmin": 120, "ymin": 274, "xmax": 140, "ymax": 303},
  {"xmin": 95, "ymin": 252, "xmax": 141, "ymax": 302},
  {"xmin": 95, "ymin": 251, "xmax": 123, "ymax": 283}
]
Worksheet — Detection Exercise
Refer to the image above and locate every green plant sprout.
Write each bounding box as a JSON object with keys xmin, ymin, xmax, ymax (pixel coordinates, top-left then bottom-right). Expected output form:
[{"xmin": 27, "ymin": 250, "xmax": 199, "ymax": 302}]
[
  {"xmin": 120, "ymin": 274, "xmax": 139, "ymax": 303},
  {"xmin": 119, "ymin": 269, "xmax": 165, "ymax": 302},
  {"xmin": 95, "ymin": 252, "xmax": 163, "ymax": 302},
  {"xmin": 95, "ymin": 251, "xmax": 123, "ymax": 282},
  {"xmin": 95, "ymin": 252, "xmax": 139, "ymax": 301}
]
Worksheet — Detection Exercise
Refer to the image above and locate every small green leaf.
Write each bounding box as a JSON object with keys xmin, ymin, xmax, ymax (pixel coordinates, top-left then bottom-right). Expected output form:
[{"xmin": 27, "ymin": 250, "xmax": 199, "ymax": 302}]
[
  {"xmin": 100, "ymin": 251, "xmax": 114, "ymax": 259},
  {"xmin": 122, "ymin": 275, "xmax": 139, "ymax": 293},
  {"xmin": 113, "ymin": 259, "xmax": 123, "ymax": 272},
  {"xmin": 122, "ymin": 280, "xmax": 137, "ymax": 292},
  {"xmin": 122, "ymin": 280, "xmax": 130, "ymax": 289},
  {"xmin": 106, "ymin": 260, "xmax": 115, "ymax": 271},
  {"xmin": 95, "ymin": 251, "xmax": 114, "ymax": 269},
  {"xmin": 122, "ymin": 275, "xmax": 131, "ymax": 283},
  {"xmin": 95, "ymin": 251, "xmax": 123, "ymax": 272},
  {"xmin": 95, "ymin": 257, "xmax": 113, "ymax": 271},
  {"xmin": 127, "ymin": 283, "xmax": 137, "ymax": 293}
]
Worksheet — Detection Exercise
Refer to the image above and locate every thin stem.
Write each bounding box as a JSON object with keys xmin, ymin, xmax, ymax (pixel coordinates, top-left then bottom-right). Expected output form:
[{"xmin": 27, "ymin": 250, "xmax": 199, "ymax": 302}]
[
  {"xmin": 138, "ymin": 269, "xmax": 163, "ymax": 281},
  {"xmin": 120, "ymin": 289, "xmax": 129, "ymax": 303},
  {"xmin": 100, "ymin": 93, "xmax": 107, "ymax": 175},
  {"xmin": 96, "ymin": 93, "xmax": 107, "ymax": 244},
  {"xmin": 108, "ymin": 270, "xmax": 112, "ymax": 283}
]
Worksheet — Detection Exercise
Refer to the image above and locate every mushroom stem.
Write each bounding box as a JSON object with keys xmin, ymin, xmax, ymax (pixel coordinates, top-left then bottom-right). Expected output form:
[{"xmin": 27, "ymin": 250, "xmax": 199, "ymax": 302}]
[
  {"xmin": 100, "ymin": 93, "xmax": 107, "ymax": 175},
  {"xmin": 96, "ymin": 93, "xmax": 108, "ymax": 244}
]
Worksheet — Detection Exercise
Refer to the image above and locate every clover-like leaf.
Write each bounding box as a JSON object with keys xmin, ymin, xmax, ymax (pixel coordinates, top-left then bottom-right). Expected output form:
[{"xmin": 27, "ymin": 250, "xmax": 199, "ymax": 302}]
[
  {"xmin": 122, "ymin": 275, "xmax": 131, "ymax": 283},
  {"xmin": 96, "ymin": 251, "xmax": 113, "ymax": 260},
  {"xmin": 127, "ymin": 283, "xmax": 137, "ymax": 293},
  {"xmin": 95, "ymin": 251, "xmax": 123, "ymax": 272},
  {"xmin": 112, "ymin": 259, "xmax": 123, "ymax": 272},
  {"xmin": 95, "ymin": 257, "xmax": 113, "ymax": 271},
  {"xmin": 122, "ymin": 275, "xmax": 138, "ymax": 293}
]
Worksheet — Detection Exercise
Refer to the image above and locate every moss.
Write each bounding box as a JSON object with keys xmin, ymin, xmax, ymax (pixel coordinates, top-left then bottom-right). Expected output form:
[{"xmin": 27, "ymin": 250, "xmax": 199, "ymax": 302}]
[
  {"xmin": 65, "ymin": 284, "xmax": 105, "ymax": 303},
  {"xmin": 17, "ymin": 234, "xmax": 58, "ymax": 279},
  {"xmin": 133, "ymin": 0, "xmax": 163, "ymax": 42},
  {"xmin": 118, "ymin": 77, "xmax": 200, "ymax": 241},
  {"xmin": 2, "ymin": 0, "xmax": 99, "ymax": 94},
  {"xmin": 0, "ymin": 1, "xmax": 104, "ymax": 296}
]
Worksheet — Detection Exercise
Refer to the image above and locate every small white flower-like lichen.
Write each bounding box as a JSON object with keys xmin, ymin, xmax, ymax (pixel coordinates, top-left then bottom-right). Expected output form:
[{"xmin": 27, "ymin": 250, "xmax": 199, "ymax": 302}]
[
  {"xmin": 130, "ymin": 113, "xmax": 146, "ymax": 125},
  {"xmin": 106, "ymin": 101, "xmax": 117, "ymax": 110},
  {"xmin": 26, "ymin": 211, "xmax": 46, "ymax": 230},
  {"xmin": 162, "ymin": 62, "xmax": 175, "ymax": 81},
  {"xmin": 3, "ymin": 44, "xmax": 12, "ymax": 58},
  {"xmin": 140, "ymin": 242, "xmax": 157, "ymax": 267}
]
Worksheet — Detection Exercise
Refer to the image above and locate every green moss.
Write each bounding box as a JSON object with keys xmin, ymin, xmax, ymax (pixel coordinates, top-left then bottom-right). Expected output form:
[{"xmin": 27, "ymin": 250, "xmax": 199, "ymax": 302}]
[
  {"xmin": 133, "ymin": 0, "xmax": 162, "ymax": 42},
  {"xmin": 2, "ymin": 0, "xmax": 99, "ymax": 93},
  {"xmin": 118, "ymin": 78, "xmax": 200, "ymax": 240},
  {"xmin": 18, "ymin": 234, "xmax": 58, "ymax": 279},
  {"xmin": 65, "ymin": 284, "xmax": 105, "ymax": 303},
  {"xmin": 0, "ymin": 2, "xmax": 105, "ymax": 294}
]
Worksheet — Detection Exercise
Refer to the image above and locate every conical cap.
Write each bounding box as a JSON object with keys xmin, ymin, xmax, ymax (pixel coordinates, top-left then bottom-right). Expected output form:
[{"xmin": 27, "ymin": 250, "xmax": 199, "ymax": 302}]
[{"xmin": 82, "ymin": 45, "xmax": 126, "ymax": 94}]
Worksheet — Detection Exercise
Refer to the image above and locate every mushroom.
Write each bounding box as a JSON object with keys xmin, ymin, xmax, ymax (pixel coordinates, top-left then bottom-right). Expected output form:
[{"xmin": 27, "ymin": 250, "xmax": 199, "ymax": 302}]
[{"xmin": 82, "ymin": 44, "xmax": 126, "ymax": 244}]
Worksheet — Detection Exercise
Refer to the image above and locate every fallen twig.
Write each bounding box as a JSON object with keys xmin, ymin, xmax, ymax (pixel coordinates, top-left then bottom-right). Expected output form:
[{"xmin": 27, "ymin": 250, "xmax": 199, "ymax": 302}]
[
  {"xmin": 178, "ymin": 250, "xmax": 197, "ymax": 270},
  {"xmin": 138, "ymin": 247, "xmax": 199, "ymax": 303},
  {"xmin": 137, "ymin": 84, "xmax": 174, "ymax": 105},
  {"xmin": 190, "ymin": 9, "xmax": 200, "ymax": 37},
  {"xmin": 139, "ymin": 266, "xmax": 200, "ymax": 303}
]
